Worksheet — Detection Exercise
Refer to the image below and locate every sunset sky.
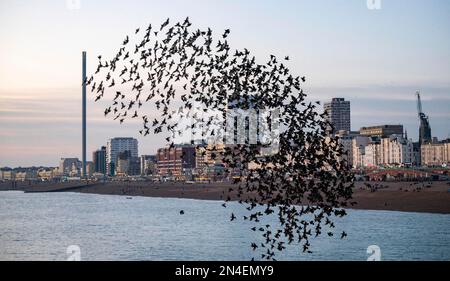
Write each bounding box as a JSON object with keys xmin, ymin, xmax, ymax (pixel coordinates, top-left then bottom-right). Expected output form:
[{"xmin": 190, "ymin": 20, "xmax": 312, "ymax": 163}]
[{"xmin": 1, "ymin": 0, "xmax": 449, "ymax": 167}]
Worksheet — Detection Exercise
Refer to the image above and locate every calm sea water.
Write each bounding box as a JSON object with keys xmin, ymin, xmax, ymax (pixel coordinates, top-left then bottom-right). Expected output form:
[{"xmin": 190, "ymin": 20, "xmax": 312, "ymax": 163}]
[{"xmin": 0, "ymin": 191, "xmax": 449, "ymax": 261}]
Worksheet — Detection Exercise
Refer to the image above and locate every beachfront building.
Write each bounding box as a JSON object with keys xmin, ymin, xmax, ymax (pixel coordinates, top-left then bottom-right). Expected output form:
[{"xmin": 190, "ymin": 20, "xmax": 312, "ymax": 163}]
[
  {"xmin": 195, "ymin": 144, "xmax": 226, "ymax": 168},
  {"xmin": 421, "ymin": 140, "xmax": 450, "ymax": 167},
  {"xmin": 69, "ymin": 161, "xmax": 82, "ymax": 177},
  {"xmin": 1, "ymin": 170, "xmax": 15, "ymax": 180},
  {"xmin": 0, "ymin": 169, "xmax": 13, "ymax": 180},
  {"xmin": 140, "ymin": 155, "xmax": 157, "ymax": 176},
  {"xmin": 115, "ymin": 150, "xmax": 140, "ymax": 176},
  {"xmin": 343, "ymin": 124, "xmax": 412, "ymax": 169},
  {"xmin": 352, "ymin": 136, "xmax": 371, "ymax": 169},
  {"xmin": 359, "ymin": 125, "xmax": 404, "ymax": 138},
  {"xmin": 363, "ymin": 141, "xmax": 381, "ymax": 167},
  {"xmin": 93, "ymin": 146, "xmax": 107, "ymax": 175},
  {"xmin": 37, "ymin": 168, "xmax": 57, "ymax": 181},
  {"xmin": 380, "ymin": 135, "xmax": 414, "ymax": 166},
  {"xmin": 156, "ymin": 145, "xmax": 196, "ymax": 180},
  {"xmin": 194, "ymin": 144, "xmax": 228, "ymax": 181},
  {"xmin": 59, "ymin": 158, "xmax": 81, "ymax": 176},
  {"xmin": 15, "ymin": 170, "xmax": 38, "ymax": 181},
  {"xmin": 354, "ymin": 134, "xmax": 415, "ymax": 168},
  {"xmin": 336, "ymin": 130, "xmax": 360, "ymax": 167},
  {"xmin": 106, "ymin": 137, "xmax": 138, "ymax": 176},
  {"xmin": 83, "ymin": 161, "xmax": 94, "ymax": 177},
  {"xmin": 116, "ymin": 152, "xmax": 130, "ymax": 176}
]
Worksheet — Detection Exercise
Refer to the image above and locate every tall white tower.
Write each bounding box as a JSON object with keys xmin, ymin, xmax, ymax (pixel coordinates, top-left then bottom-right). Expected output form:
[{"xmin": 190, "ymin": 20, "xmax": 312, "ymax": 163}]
[{"xmin": 82, "ymin": 51, "xmax": 87, "ymax": 178}]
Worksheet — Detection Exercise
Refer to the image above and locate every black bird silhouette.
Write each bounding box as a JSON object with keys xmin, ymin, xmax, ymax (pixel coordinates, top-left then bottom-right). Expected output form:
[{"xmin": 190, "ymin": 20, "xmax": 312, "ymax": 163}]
[
  {"xmin": 179, "ymin": 210, "xmax": 184, "ymax": 215},
  {"xmin": 160, "ymin": 18, "xmax": 169, "ymax": 31},
  {"xmin": 223, "ymin": 29, "xmax": 230, "ymax": 38}
]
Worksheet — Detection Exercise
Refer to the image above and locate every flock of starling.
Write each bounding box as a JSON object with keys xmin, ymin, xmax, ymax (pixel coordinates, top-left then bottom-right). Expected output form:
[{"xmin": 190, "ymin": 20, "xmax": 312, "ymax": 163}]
[{"xmin": 87, "ymin": 17, "xmax": 354, "ymax": 260}]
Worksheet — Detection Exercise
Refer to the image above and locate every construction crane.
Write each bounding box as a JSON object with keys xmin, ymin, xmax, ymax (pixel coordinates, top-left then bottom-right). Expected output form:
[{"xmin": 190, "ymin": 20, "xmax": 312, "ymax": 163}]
[
  {"xmin": 416, "ymin": 91, "xmax": 423, "ymax": 118},
  {"xmin": 416, "ymin": 91, "xmax": 432, "ymax": 144}
]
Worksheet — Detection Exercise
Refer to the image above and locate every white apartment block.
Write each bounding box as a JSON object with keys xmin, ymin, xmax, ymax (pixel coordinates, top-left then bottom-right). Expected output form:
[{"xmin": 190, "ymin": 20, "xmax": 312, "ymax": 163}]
[
  {"xmin": 352, "ymin": 136, "xmax": 371, "ymax": 169},
  {"xmin": 363, "ymin": 143, "xmax": 380, "ymax": 167},
  {"xmin": 106, "ymin": 137, "xmax": 138, "ymax": 175},
  {"xmin": 352, "ymin": 134, "xmax": 415, "ymax": 168},
  {"xmin": 421, "ymin": 141, "xmax": 450, "ymax": 166}
]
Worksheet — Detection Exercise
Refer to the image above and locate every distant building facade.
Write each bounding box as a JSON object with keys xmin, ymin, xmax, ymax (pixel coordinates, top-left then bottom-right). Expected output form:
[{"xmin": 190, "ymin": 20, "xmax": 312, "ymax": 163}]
[
  {"xmin": 380, "ymin": 135, "xmax": 414, "ymax": 165},
  {"xmin": 37, "ymin": 168, "xmax": 58, "ymax": 181},
  {"xmin": 0, "ymin": 169, "xmax": 15, "ymax": 180},
  {"xmin": 115, "ymin": 150, "xmax": 140, "ymax": 176},
  {"xmin": 194, "ymin": 144, "xmax": 228, "ymax": 181},
  {"xmin": 0, "ymin": 167, "xmax": 15, "ymax": 180},
  {"xmin": 359, "ymin": 125, "xmax": 404, "ymax": 138},
  {"xmin": 84, "ymin": 161, "xmax": 94, "ymax": 177},
  {"xmin": 59, "ymin": 158, "xmax": 81, "ymax": 176},
  {"xmin": 352, "ymin": 134, "xmax": 416, "ymax": 168},
  {"xmin": 140, "ymin": 155, "xmax": 157, "ymax": 176},
  {"xmin": 336, "ymin": 130, "xmax": 359, "ymax": 167},
  {"xmin": 15, "ymin": 170, "xmax": 38, "ymax": 181},
  {"xmin": 156, "ymin": 145, "xmax": 196, "ymax": 179},
  {"xmin": 421, "ymin": 140, "xmax": 450, "ymax": 166},
  {"xmin": 106, "ymin": 138, "xmax": 138, "ymax": 176},
  {"xmin": 324, "ymin": 98, "xmax": 351, "ymax": 133},
  {"xmin": 352, "ymin": 136, "xmax": 371, "ymax": 169},
  {"xmin": 93, "ymin": 146, "xmax": 107, "ymax": 175},
  {"xmin": 363, "ymin": 141, "xmax": 381, "ymax": 167}
]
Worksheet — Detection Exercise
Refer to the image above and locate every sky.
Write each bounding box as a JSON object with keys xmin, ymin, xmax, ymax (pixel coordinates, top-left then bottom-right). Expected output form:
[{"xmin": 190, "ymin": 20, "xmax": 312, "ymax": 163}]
[{"xmin": 0, "ymin": 0, "xmax": 449, "ymax": 167}]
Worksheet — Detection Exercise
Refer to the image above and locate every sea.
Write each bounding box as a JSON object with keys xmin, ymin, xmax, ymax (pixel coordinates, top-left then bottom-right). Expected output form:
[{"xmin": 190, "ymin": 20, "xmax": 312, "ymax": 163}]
[{"xmin": 0, "ymin": 191, "xmax": 449, "ymax": 261}]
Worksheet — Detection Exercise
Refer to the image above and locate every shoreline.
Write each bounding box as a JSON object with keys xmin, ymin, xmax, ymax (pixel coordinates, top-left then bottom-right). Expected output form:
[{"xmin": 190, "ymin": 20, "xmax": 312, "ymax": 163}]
[{"xmin": 1, "ymin": 180, "xmax": 450, "ymax": 214}]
